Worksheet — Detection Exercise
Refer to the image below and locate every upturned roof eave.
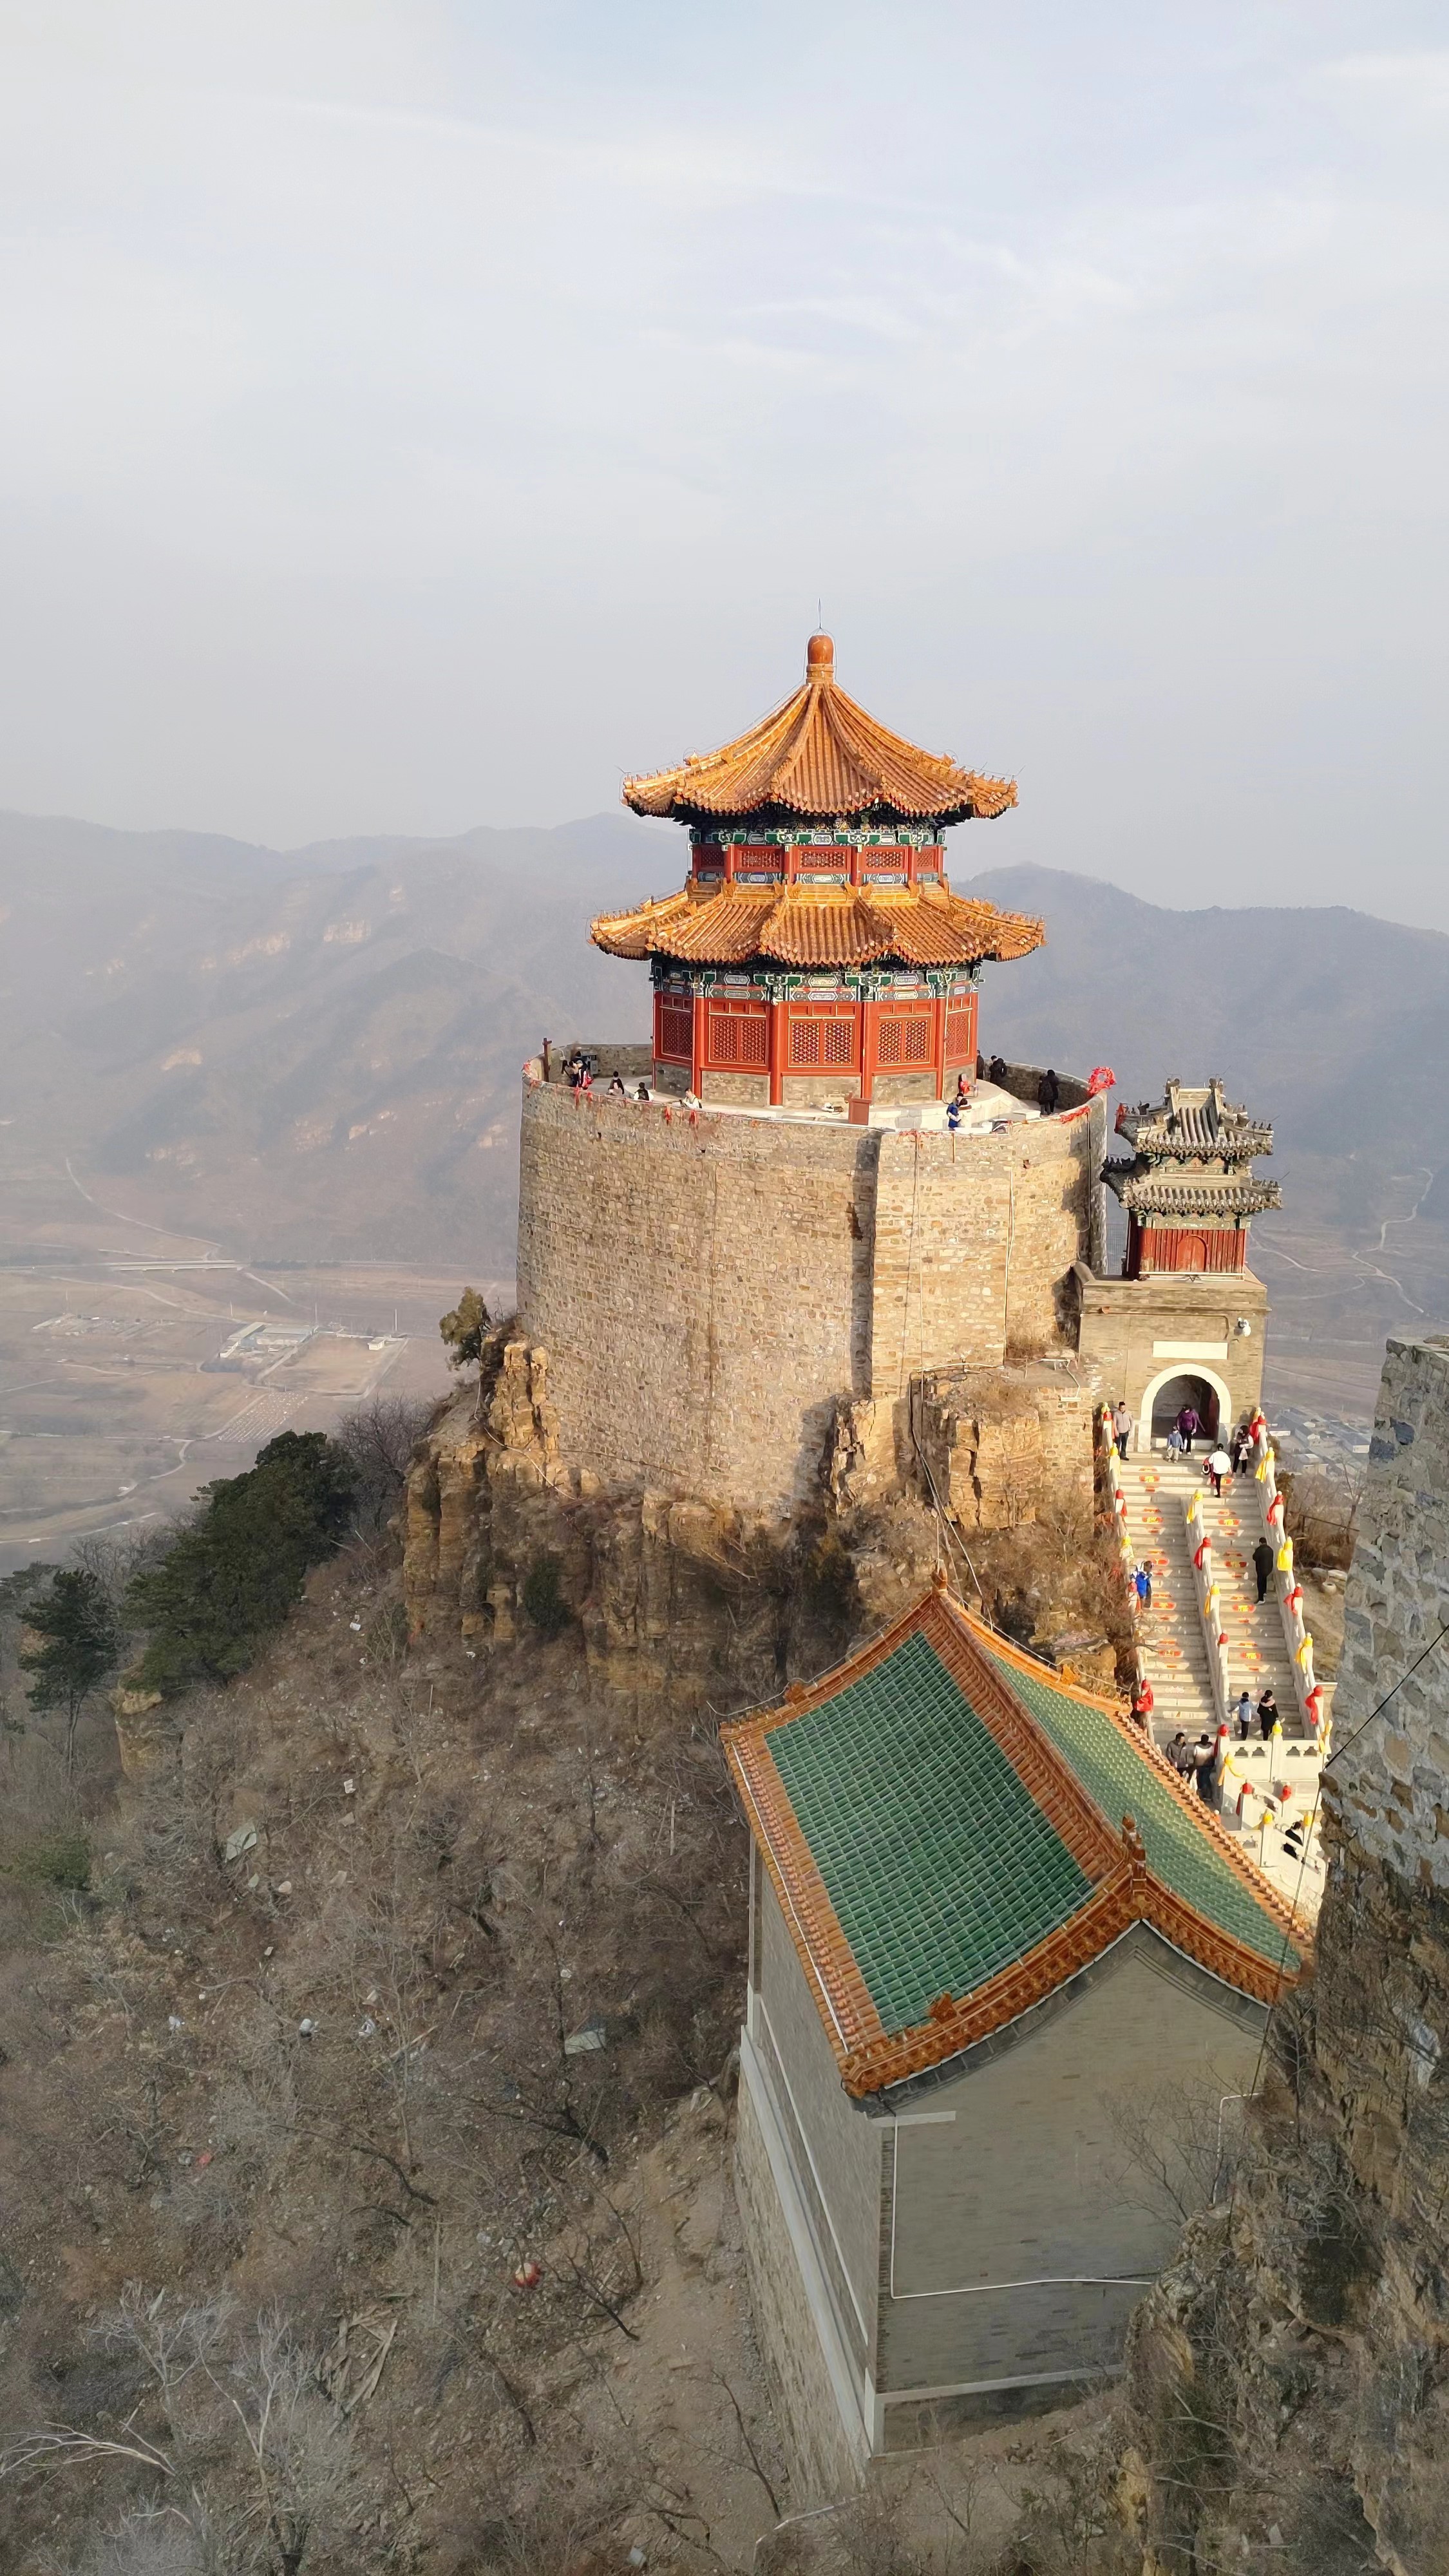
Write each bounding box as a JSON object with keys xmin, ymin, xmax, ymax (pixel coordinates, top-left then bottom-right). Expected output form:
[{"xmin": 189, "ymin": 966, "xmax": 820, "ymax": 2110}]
[
  {"xmin": 622, "ymin": 788, "xmax": 1006, "ymax": 828},
  {"xmin": 620, "ymin": 649, "xmax": 1018, "ymax": 826},
  {"xmin": 724, "ymin": 1584, "xmax": 1309, "ymax": 2098},
  {"xmin": 588, "ymin": 884, "xmax": 1046, "ymax": 971}
]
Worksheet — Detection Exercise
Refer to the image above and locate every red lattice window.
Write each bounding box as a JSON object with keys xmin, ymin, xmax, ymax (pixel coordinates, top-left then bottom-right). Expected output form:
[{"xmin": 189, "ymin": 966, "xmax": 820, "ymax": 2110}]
[
  {"xmin": 656, "ymin": 1000, "xmax": 694, "ymax": 1063},
  {"xmin": 876, "ymin": 1012, "xmax": 933, "ymax": 1068},
  {"xmin": 943, "ymin": 1003, "xmax": 976, "ymax": 1063},
  {"xmin": 707, "ymin": 1005, "xmax": 768, "ymax": 1068},
  {"xmin": 789, "ymin": 1015, "xmax": 856, "ymax": 1070}
]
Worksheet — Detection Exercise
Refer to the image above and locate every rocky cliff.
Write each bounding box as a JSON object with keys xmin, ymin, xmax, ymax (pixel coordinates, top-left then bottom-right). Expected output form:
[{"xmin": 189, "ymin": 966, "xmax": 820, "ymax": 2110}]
[{"xmin": 402, "ymin": 1325, "xmax": 1119, "ymax": 1712}]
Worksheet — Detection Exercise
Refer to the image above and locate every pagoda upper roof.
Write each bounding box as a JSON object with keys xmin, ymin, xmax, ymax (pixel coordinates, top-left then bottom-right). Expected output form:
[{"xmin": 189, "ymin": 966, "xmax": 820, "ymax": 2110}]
[
  {"xmin": 1117, "ymin": 1077, "xmax": 1273, "ymax": 1165},
  {"xmin": 622, "ymin": 634, "xmax": 1018, "ymax": 827},
  {"xmin": 723, "ymin": 1583, "xmax": 1305, "ymax": 2098},
  {"xmin": 591, "ymin": 878, "xmax": 1043, "ymax": 971}
]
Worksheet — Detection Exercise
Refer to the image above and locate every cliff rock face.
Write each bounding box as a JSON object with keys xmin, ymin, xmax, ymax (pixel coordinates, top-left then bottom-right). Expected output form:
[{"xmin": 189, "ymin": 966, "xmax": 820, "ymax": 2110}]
[
  {"xmin": 403, "ymin": 1338, "xmax": 841, "ymax": 1710},
  {"xmin": 403, "ymin": 1329, "xmax": 1117, "ymax": 1714},
  {"xmin": 1126, "ymin": 1334, "xmax": 1449, "ymax": 2575}
]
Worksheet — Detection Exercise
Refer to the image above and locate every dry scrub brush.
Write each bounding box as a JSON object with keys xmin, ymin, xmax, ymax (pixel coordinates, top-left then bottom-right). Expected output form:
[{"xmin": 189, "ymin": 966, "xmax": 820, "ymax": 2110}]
[{"xmin": 0, "ymin": 1539, "xmax": 752, "ymax": 2572}]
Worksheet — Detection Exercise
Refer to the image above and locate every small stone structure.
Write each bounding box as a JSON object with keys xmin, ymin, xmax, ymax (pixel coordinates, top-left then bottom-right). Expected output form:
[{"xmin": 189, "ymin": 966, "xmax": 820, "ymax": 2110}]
[
  {"xmin": 1072, "ymin": 1259, "xmax": 1269, "ymax": 1452},
  {"xmin": 1081, "ymin": 1075, "xmax": 1280, "ymax": 1447},
  {"xmin": 724, "ymin": 1583, "xmax": 1307, "ymax": 2496}
]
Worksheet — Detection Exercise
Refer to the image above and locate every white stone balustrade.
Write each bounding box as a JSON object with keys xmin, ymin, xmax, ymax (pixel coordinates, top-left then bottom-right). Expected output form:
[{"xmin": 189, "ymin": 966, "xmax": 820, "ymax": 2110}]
[{"xmin": 1247, "ymin": 1423, "xmax": 1329, "ymax": 1744}]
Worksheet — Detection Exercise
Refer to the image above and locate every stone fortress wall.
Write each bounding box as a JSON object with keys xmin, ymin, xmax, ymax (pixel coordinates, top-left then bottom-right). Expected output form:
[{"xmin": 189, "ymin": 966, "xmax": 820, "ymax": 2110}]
[
  {"xmin": 516, "ymin": 1068, "xmax": 1108, "ymax": 1517},
  {"xmin": 1325, "ymin": 1332, "xmax": 1449, "ymax": 1885}
]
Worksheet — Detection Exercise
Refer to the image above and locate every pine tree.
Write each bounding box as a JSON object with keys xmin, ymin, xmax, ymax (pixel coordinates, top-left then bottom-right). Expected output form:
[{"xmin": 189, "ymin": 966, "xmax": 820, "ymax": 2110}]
[
  {"xmin": 124, "ymin": 1431, "xmax": 356, "ymax": 1696},
  {"xmin": 19, "ymin": 1568, "xmax": 122, "ymax": 1776},
  {"xmin": 439, "ymin": 1288, "xmax": 490, "ymax": 1376}
]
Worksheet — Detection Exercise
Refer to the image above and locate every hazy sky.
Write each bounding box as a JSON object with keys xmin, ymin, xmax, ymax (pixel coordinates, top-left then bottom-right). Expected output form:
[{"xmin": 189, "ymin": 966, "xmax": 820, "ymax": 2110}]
[{"xmin": 2, "ymin": 4, "xmax": 1447, "ymax": 923}]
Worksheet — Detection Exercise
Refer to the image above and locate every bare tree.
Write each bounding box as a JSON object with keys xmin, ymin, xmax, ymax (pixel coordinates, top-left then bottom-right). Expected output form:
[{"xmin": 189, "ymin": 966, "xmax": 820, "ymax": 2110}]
[{"xmin": 332, "ymin": 1394, "xmax": 435, "ymax": 1537}]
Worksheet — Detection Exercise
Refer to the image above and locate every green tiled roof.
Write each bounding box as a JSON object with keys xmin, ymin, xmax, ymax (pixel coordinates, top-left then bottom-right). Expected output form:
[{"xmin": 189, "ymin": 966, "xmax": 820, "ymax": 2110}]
[
  {"xmin": 976, "ymin": 1642, "xmax": 1298, "ymax": 1973},
  {"xmin": 766, "ymin": 1631, "xmax": 1092, "ymax": 2031}
]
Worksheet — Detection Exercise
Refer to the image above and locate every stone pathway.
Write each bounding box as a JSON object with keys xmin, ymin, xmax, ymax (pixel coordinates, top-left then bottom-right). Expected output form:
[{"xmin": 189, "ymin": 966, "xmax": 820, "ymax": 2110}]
[{"xmin": 1116, "ymin": 1451, "xmax": 1323, "ymax": 1916}]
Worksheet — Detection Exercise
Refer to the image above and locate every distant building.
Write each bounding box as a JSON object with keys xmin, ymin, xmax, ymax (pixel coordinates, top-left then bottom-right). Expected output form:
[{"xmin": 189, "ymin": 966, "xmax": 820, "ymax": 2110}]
[
  {"xmin": 1108, "ymin": 1078, "xmax": 1280, "ymax": 1281},
  {"xmin": 724, "ymin": 1581, "xmax": 1305, "ymax": 2494},
  {"xmin": 1077, "ymin": 1077, "xmax": 1282, "ymax": 1445}
]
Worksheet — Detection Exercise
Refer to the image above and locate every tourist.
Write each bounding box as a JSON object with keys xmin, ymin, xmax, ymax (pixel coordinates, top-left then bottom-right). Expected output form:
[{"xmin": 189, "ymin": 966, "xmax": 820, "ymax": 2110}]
[
  {"xmin": 636, "ymin": 1081, "xmax": 651, "ymax": 1103},
  {"xmin": 954, "ymin": 1071, "xmax": 972, "ymax": 1102},
  {"xmin": 1166, "ymin": 1422, "xmax": 1186, "ymax": 1460},
  {"xmin": 1168, "ymin": 1730, "xmax": 1193, "ymax": 1776},
  {"xmin": 1037, "ymin": 1067, "xmax": 1061, "ymax": 1114},
  {"xmin": 1176, "ymin": 1403, "xmax": 1200, "ymax": 1455},
  {"xmin": 1133, "ymin": 1560, "xmax": 1153, "ymax": 1612},
  {"xmin": 682, "ymin": 1087, "xmax": 701, "ymax": 1110},
  {"xmin": 1252, "ymin": 1535, "xmax": 1275, "ymax": 1602},
  {"xmin": 1257, "ymin": 1687, "xmax": 1278, "ymax": 1741},
  {"xmin": 608, "ymin": 1070, "xmax": 627, "ymax": 1097},
  {"xmin": 1113, "ymin": 1399, "xmax": 1132, "ymax": 1460},
  {"xmin": 946, "ymin": 1094, "xmax": 964, "ymax": 1132},
  {"xmin": 1206, "ymin": 1443, "xmax": 1231, "ymax": 1498},
  {"xmin": 1193, "ymin": 1734, "xmax": 1218, "ymax": 1807},
  {"xmin": 577, "ymin": 1066, "xmax": 594, "ymax": 1096},
  {"xmin": 1131, "ymin": 1678, "xmax": 1155, "ymax": 1729},
  {"xmin": 988, "ymin": 1053, "xmax": 1007, "ymax": 1086},
  {"xmin": 1234, "ymin": 1689, "xmax": 1253, "ymax": 1740},
  {"xmin": 1230, "ymin": 1421, "xmax": 1254, "ymax": 1474}
]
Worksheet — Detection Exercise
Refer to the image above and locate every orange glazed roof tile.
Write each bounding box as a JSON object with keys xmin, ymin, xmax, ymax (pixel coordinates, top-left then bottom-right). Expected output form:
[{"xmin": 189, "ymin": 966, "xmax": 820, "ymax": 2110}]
[
  {"xmin": 589, "ymin": 881, "xmax": 1045, "ymax": 971},
  {"xmin": 622, "ymin": 634, "xmax": 1018, "ymax": 826},
  {"xmin": 723, "ymin": 1585, "xmax": 1307, "ymax": 2098}
]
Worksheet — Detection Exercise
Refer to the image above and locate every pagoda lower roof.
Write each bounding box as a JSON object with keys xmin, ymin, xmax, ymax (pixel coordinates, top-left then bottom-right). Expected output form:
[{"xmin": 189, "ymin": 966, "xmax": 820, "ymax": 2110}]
[
  {"xmin": 1105, "ymin": 1163, "xmax": 1283, "ymax": 1218},
  {"xmin": 590, "ymin": 880, "xmax": 1044, "ymax": 971},
  {"xmin": 723, "ymin": 1585, "xmax": 1305, "ymax": 2098},
  {"xmin": 622, "ymin": 633, "xmax": 1017, "ymax": 826}
]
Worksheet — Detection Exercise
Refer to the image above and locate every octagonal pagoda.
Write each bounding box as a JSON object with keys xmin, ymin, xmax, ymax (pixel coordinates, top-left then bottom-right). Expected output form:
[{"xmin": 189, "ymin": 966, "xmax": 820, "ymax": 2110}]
[{"xmin": 591, "ymin": 634, "xmax": 1045, "ymax": 1110}]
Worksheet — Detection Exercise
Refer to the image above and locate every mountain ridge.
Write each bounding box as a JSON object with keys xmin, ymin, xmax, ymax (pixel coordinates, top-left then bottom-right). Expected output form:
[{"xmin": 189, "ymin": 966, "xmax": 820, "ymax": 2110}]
[{"xmin": 1, "ymin": 812, "xmax": 1445, "ymax": 1282}]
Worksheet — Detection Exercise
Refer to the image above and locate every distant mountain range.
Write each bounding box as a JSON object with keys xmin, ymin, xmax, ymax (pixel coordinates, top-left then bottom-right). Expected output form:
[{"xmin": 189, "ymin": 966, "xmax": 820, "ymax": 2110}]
[{"xmin": 2, "ymin": 811, "xmax": 1446, "ymax": 1302}]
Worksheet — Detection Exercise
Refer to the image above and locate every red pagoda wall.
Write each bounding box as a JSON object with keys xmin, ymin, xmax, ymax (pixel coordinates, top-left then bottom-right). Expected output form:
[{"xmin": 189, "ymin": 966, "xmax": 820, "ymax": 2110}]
[
  {"xmin": 654, "ymin": 985, "xmax": 980, "ymax": 1106},
  {"xmin": 1126, "ymin": 1221, "xmax": 1248, "ymax": 1278}
]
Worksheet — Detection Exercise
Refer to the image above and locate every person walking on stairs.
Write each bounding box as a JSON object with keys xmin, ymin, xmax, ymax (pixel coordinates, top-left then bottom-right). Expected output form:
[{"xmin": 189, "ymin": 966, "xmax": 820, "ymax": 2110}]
[
  {"xmin": 1130, "ymin": 1678, "xmax": 1155, "ymax": 1729},
  {"xmin": 1166, "ymin": 1421, "xmax": 1186, "ymax": 1459},
  {"xmin": 1257, "ymin": 1687, "xmax": 1279, "ymax": 1741},
  {"xmin": 1206, "ymin": 1442, "xmax": 1231, "ymax": 1499},
  {"xmin": 1235, "ymin": 1690, "xmax": 1253, "ymax": 1739},
  {"xmin": 1252, "ymin": 1535, "xmax": 1275, "ymax": 1603},
  {"xmin": 1177, "ymin": 1402, "xmax": 1200, "ymax": 1454},
  {"xmin": 1113, "ymin": 1399, "xmax": 1132, "ymax": 1460},
  {"xmin": 1133, "ymin": 1560, "xmax": 1153, "ymax": 1612},
  {"xmin": 1193, "ymin": 1734, "xmax": 1219, "ymax": 1808}
]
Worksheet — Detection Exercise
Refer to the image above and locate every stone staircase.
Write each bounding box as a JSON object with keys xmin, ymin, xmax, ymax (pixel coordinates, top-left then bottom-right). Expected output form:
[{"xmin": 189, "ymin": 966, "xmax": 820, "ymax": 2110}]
[
  {"xmin": 1113, "ymin": 1455, "xmax": 1216, "ymax": 1745},
  {"xmin": 1117, "ymin": 1456, "xmax": 1302, "ymax": 1732},
  {"xmin": 1114, "ymin": 1448, "xmax": 1322, "ymax": 1913}
]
